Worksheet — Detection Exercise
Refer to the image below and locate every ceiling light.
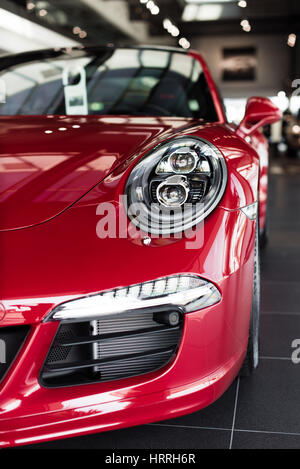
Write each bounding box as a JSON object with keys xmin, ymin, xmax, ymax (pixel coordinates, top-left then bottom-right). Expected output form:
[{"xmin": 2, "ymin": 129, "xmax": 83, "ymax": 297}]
[
  {"xmin": 170, "ymin": 26, "xmax": 180, "ymax": 37},
  {"xmin": 141, "ymin": 0, "xmax": 159, "ymax": 15},
  {"xmin": 179, "ymin": 37, "xmax": 191, "ymax": 49},
  {"xmin": 146, "ymin": 0, "xmax": 155, "ymax": 9},
  {"xmin": 182, "ymin": 5, "xmax": 198, "ymax": 21},
  {"xmin": 196, "ymin": 4, "xmax": 223, "ymax": 20},
  {"xmin": 238, "ymin": 0, "xmax": 247, "ymax": 7},
  {"xmin": 79, "ymin": 31, "xmax": 87, "ymax": 38},
  {"xmin": 185, "ymin": 0, "xmax": 232, "ymax": 3},
  {"xmin": 73, "ymin": 26, "xmax": 81, "ymax": 34},
  {"xmin": 287, "ymin": 33, "xmax": 297, "ymax": 47},
  {"xmin": 162, "ymin": 18, "xmax": 180, "ymax": 37},
  {"xmin": 39, "ymin": 9, "xmax": 47, "ymax": 16},
  {"xmin": 243, "ymin": 24, "xmax": 251, "ymax": 32},
  {"xmin": 163, "ymin": 18, "xmax": 172, "ymax": 29},
  {"xmin": 183, "ymin": 4, "xmax": 223, "ymax": 21},
  {"xmin": 27, "ymin": 2, "xmax": 35, "ymax": 9},
  {"xmin": 151, "ymin": 5, "xmax": 160, "ymax": 15},
  {"xmin": 240, "ymin": 19, "xmax": 249, "ymax": 27}
]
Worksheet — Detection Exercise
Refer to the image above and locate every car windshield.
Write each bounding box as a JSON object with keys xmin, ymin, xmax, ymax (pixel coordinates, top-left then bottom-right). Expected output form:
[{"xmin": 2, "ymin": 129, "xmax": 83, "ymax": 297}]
[{"xmin": 0, "ymin": 47, "xmax": 218, "ymax": 121}]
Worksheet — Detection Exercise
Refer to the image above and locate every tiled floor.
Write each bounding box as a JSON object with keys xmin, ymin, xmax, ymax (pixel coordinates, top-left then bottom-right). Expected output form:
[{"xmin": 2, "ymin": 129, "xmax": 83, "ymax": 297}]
[{"xmin": 22, "ymin": 156, "xmax": 300, "ymax": 449}]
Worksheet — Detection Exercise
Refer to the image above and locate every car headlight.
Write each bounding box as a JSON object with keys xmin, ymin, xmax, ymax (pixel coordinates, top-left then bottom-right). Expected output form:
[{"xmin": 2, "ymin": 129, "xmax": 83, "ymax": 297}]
[
  {"xmin": 125, "ymin": 137, "xmax": 227, "ymax": 235},
  {"xmin": 45, "ymin": 274, "xmax": 221, "ymax": 322}
]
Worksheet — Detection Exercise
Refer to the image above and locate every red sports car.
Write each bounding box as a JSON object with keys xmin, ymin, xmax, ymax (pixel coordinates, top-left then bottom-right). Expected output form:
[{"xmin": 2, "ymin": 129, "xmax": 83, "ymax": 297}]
[{"xmin": 0, "ymin": 46, "xmax": 281, "ymax": 447}]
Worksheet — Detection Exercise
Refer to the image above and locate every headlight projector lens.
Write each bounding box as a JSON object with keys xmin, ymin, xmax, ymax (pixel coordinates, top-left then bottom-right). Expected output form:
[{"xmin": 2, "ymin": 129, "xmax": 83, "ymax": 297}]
[
  {"xmin": 169, "ymin": 148, "xmax": 198, "ymax": 173},
  {"xmin": 157, "ymin": 175, "xmax": 189, "ymax": 207}
]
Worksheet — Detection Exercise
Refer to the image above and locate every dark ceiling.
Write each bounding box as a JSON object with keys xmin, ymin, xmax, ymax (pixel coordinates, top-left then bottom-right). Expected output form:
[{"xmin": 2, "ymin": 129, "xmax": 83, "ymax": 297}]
[
  {"xmin": 3, "ymin": 0, "xmax": 300, "ymax": 46},
  {"xmin": 129, "ymin": 0, "xmax": 300, "ymax": 37}
]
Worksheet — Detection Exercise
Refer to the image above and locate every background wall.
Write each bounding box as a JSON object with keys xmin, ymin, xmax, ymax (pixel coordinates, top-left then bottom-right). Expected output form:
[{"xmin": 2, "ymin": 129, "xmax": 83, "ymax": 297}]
[{"xmin": 192, "ymin": 34, "xmax": 292, "ymax": 98}]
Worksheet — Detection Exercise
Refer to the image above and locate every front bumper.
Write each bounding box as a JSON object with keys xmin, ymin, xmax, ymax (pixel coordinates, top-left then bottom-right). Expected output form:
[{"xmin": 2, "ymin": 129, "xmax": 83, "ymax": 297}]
[
  {"xmin": 0, "ymin": 206, "xmax": 255, "ymax": 447},
  {"xmin": 1, "ymin": 350, "xmax": 244, "ymax": 448},
  {"xmin": 0, "ymin": 267, "xmax": 251, "ymax": 448}
]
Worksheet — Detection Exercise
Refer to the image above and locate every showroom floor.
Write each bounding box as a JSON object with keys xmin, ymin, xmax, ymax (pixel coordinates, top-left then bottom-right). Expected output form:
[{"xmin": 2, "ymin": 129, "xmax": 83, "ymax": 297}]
[{"xmin": 21, "ymin": 154, "xmax": 300, "ymax": 450}]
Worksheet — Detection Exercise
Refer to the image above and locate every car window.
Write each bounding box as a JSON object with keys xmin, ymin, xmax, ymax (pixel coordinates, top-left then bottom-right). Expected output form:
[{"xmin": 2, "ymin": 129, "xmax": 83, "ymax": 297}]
[{"xmin": 0, "ymin": 48, "xmax": 218, "ymax": 121}]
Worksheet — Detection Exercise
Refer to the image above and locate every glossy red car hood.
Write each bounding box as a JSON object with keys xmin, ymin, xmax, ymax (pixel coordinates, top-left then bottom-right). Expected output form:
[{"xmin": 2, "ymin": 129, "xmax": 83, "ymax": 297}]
[{"xmin": 0, "ymin": 115, "xmax": 197, "ymax": 231}]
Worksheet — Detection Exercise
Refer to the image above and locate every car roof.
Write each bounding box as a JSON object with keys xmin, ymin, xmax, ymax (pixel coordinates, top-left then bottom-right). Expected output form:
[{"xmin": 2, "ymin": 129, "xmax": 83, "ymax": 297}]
[
  {"xmin": 0, "ymin": 44, "xmax": 188, "ymax": 59},
  {"xmin": 0, "ymin": 44, "xmax": 192, "ymax": 71}
]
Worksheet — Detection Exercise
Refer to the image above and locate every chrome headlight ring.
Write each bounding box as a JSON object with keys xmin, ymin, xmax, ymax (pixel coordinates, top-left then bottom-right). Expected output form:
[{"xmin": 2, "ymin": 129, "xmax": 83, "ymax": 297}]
[{"xmin": 125, "ymin": 137, "xmax": 227, "ymax": 235}]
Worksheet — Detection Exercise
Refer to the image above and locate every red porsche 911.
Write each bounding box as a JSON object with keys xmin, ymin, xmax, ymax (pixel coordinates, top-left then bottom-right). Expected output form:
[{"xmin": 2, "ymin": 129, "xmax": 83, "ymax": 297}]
[{"xmin": 0, "ymin": 46, "xmax": 281, "ymax": 447}]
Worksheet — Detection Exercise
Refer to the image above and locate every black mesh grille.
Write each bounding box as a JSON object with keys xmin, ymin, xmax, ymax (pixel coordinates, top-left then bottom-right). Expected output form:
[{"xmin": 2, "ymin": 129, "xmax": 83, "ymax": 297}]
[
  {"xmin": 47, "ymin": 326, "xmax": 74, "ymax": 363},
  {"xmin": 0, "ymin": 325, "xmax": 30, "ymax": 384},
  {"xmin": 40, "ymin": 308, "xmax": 183, "ymax": 387}
]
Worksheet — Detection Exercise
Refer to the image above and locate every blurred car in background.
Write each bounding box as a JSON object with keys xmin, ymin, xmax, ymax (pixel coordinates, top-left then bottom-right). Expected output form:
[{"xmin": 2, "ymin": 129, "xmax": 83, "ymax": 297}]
[{"xmin": 285, "ymin": 112, "xmax": 300, "ymax": 157}]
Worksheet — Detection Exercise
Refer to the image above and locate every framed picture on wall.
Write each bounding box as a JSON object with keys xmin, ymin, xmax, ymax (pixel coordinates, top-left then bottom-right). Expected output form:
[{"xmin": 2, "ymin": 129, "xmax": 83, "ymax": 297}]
[{"xmin": 222, "ymin": 47, "xmax": 257, "ymax": 81}]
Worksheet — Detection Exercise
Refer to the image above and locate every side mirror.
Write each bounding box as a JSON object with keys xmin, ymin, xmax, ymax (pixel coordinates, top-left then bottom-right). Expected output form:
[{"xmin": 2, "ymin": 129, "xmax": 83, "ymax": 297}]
[{"xmin": 236, "ymin": 97, "xmax": 282, "ymax": 138}]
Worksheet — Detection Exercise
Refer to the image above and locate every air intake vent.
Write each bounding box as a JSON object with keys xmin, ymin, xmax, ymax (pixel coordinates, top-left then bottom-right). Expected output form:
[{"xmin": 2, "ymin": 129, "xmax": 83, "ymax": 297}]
[
  {"xmin": 41, "ymin": 308, "xmax": 183, "ymax": 387},
  {"xmin": 0, "ymin": 325, "xmax": 30, "ymax": 384}
]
